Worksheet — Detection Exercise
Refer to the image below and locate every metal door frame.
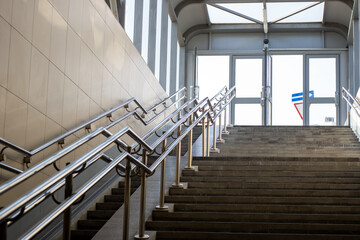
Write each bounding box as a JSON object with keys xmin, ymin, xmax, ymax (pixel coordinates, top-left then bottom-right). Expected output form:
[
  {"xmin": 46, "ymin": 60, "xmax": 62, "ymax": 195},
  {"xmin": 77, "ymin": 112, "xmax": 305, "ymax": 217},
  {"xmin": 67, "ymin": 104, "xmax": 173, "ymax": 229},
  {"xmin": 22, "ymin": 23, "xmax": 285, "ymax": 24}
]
[
  {"xmin": 230, "ymin": 55, "xmax": 265, "ymax": 125},
  {"xmin": 304, "ymin": 54, "xmax": 340, "ymax": 125}
]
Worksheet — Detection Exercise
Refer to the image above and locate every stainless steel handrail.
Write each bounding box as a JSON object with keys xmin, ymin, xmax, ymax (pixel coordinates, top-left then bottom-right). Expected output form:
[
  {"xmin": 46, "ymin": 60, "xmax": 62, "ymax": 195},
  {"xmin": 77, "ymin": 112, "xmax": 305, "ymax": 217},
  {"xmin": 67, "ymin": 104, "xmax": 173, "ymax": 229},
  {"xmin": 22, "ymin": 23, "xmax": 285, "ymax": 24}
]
[
  {"xmin": 342, "ymin": 87, "xmax": 360, "ymax": 117},
  {"xmin": 0, "ymin": 162, "xmax": 23, "ymax": 174},
  {"xmin": 0, "ymin": 88, "xmax": 186, "ymax": 159},
  {"xmin": 0, "ymin": 86, "xmax": 236, "ymax": 240},
  {"xmin": 0, "ymin": 94, "xmax": 196, "ymax": 196}
]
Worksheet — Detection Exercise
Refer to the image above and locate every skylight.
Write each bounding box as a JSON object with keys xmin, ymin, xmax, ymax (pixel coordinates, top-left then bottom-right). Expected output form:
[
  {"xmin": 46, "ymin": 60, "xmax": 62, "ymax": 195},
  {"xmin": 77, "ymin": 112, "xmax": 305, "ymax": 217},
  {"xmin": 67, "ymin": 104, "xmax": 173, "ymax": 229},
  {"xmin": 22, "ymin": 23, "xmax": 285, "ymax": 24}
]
[
  {"xmin": 206, "ymin": 2, "xmax": 324, "ymax": 25},
  {"xmin": 218, "ymin": 3, "xmax": 263, "ymax": 22},
  {"xmin": 207, "ymin": 4, "xmax": 253, "ymax": 24},
  {"xmin": 277, "ymin": 3, "xmax": 325, "ymax": 23}
]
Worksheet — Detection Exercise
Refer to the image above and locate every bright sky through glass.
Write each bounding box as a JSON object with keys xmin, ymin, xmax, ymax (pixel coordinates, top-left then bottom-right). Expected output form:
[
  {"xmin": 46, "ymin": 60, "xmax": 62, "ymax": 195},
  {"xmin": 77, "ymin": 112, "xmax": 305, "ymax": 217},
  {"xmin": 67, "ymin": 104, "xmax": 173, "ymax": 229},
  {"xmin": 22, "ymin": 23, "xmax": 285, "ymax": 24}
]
[
  {"xmin": 207, "ymin": 2, "xmax": 324, "ymax": 24},
  {"xmin": 218, "ymin": 3, "xmax": 263, "ymax": 22},
  {"xmin": 207, "ymin": 4, "xmax": 253, "ymax": 23},
  {"xmin": 198, "ymin": 55, "xmax": 337, "ymax": 126}
]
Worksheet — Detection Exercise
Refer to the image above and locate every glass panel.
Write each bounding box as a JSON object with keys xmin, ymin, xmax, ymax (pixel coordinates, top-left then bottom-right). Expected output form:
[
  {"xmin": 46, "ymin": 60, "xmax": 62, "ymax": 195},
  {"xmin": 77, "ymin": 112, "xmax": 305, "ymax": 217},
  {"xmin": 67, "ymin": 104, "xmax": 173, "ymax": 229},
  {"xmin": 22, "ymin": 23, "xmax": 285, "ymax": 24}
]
[
  {"xmin": 235, "ymin": 58, "xmax": 262, "ymax": 98},
  {"xmin": 309, "ymin": 58, "xmax": 336, "ymax": 98},
  {"xmin": 207, "ymin": 4, "xmax": 253, "ymax": 24},
  {"xmin": 154, "ymin": 0, "xmax": 162, "ymax": 80},
  {"xmin": 235, "ymin": 104, "xmax": 262, "ymax": 125},
  {"xmin": 165, "ymin": 16, "xmax": 172, "ymax": 94},
  {"xmin": 217, "ymin": 3, "xmax": 263, "ymax": 22},
  {"xmin": 278, "ymin": 3, "xmax": 324, "ymax": 23},
  {"xmin": 272, "ymin": 55, "xmax": 303, "ymax": 125},
  {"xmin": 124, "ymin": 0, "xmax": 135, "ymax": 41},
  {"xmin": 198, "ymin": 56, "xmax": 229, "ymax": 100},
  {"xmin": 141, "ymin": 0, "xmax": 150, "ymax": 63},
  {"xmin": 267, "ymin": 2, "xmax": 322, "ymax": 22},
  {"xmin": 309, "ymin": 104, "xmax": 336, "ymax": 126}
]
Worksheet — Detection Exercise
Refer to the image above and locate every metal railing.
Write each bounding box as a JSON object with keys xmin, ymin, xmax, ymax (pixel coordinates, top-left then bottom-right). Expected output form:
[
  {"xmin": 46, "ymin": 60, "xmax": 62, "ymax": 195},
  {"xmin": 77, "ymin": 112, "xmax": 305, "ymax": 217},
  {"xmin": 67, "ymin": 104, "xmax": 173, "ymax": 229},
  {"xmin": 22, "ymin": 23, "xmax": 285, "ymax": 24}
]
[
  {"xmin": 0, "ymin": 86, "xmax": 236, "ymax": 240},
  {"xmin": 0, "ymin": 88, "xmax": 187, "ymax": 174},
  {"xmin": 342, "ymin": 88, "xmax": 360, "ymax": 139},
  {"xmin": 342, "ymin": 87, "xmax": 360, "ymax": 119}
]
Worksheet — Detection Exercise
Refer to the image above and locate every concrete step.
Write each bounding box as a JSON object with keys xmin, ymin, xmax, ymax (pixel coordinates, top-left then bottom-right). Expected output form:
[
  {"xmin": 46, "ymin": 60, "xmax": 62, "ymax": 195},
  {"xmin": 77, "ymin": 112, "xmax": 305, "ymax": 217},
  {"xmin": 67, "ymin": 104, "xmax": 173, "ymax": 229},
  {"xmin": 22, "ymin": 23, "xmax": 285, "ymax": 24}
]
[
  {"xmin": 165, "ymin": 195, "xmax": 360, "ymax": 205},
  {"xmin": 180, "ymin": 176, "xmax": 360, "ymax": 184},
  {"xmin": 196, "ymin": 165, "xmax": 360, "ymax": 171},
  {"xmin": 173, "ymin": 203, "xmax": 360, "ymax": 214},
  {"xmin": 104, "ymin": 194, "xmax": 125, "ymax": 202},
  {"xmin": 152, "ymin": 211, "xmax": 360, "ymax": 224},
  {"xmin": 146, "ymin": 220, "xmax": 360, "ymax": 234},
  {"xmin": 155, "ymin": 231, "xmax": 360, "ymax": 240},
  {"xmin": 186, "ymin": 182, "xmax": 360, "ymax": 190},
  {"xmin": 169, "ymin": 188, "xmax": 360, "ymax": 197},
  {"xmin": 87, "ymin": 210, "xmax": 116, "ymax": 220},
  {"xmin": 78, "ymin": 220, "xmax": 107, "ymax": 230},
  {"xmin": 70, "ymin": 230, "xmax": 98, "ymax": 240},
  {"xmin": 96, "ymin": 202, "xmax": 123, "ymax": 210},
  {"xmin": 182, "ymin": 170, "xmax": 360, "ymax": 178},
  {"xmin": 111, "ymin": 187, "xmax": 137, "ymax": 195}
]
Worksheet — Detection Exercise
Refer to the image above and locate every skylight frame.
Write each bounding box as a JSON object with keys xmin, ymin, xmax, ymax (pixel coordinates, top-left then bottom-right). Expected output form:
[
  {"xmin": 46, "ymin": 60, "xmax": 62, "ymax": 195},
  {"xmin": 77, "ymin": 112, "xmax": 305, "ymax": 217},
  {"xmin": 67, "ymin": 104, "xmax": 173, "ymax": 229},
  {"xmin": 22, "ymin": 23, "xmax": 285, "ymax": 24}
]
[{"xmin": 206, "ymin": 1, "xmax": 325, "ymax": 25}]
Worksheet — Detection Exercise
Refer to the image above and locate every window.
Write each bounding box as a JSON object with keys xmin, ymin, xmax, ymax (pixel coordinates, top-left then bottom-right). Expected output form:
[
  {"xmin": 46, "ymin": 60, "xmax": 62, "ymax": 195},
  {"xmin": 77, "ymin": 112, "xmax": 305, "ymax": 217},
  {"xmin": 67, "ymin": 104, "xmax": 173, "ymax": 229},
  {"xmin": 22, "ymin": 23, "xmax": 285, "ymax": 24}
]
[
  {"xmin": 141, "ymin": 0, "xmax": 150, "ymax": 63},
  {"xmin": 124, "ymin": 0, "xmax": 135, "ymax": 41},
  {"xmin": 206, "ymin": 2, "xmax": 324, "ymax": 24}
]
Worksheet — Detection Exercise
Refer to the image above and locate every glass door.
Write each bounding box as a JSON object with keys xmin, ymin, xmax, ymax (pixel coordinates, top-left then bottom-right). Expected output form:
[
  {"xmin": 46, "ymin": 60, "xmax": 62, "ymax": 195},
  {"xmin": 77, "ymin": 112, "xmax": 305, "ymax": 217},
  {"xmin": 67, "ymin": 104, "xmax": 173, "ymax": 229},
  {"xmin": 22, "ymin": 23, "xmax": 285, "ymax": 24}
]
[
  {"xmin": 305, "ymin": 55, "xmax": 339, "ymax": 125},
  {"xmin": 231, "ymin": 56, "xmax": 264, "ymax": 125}
]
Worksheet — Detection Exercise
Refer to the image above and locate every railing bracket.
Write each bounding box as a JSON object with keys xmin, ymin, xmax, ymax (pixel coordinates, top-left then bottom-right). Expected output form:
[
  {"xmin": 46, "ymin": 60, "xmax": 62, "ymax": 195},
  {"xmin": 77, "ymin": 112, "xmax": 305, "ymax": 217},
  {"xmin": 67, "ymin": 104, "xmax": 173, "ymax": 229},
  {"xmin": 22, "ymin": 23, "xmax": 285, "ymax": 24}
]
[
  {"xmin": 0, "ymin": 153, "xmax": 6, "ymax": 162},
  {"xmin": 23, "ymin": 156, "xmax": 31, "ymax": 168}
]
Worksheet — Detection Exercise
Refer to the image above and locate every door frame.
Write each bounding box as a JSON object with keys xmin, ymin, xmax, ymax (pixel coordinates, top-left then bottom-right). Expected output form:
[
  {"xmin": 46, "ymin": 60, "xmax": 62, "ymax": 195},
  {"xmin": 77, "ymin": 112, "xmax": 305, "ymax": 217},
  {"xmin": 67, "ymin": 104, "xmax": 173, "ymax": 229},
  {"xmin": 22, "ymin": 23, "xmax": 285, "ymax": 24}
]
[
  {"xmin": 230, "ymin": 55, "xmax": 265, "ymax": 125},
  {"xmin": 304, "ymin": 54, "xmax": 340, "ymax": 125}
]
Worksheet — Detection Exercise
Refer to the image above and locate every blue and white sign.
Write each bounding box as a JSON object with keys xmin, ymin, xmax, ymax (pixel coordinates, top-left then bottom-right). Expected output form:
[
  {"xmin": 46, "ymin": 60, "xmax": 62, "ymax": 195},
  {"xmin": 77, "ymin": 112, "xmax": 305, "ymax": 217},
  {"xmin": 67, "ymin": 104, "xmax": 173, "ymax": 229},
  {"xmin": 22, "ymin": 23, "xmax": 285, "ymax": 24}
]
[{"xmin": 292, "ymin": 90, "xmax": 314, "ymax": 102}]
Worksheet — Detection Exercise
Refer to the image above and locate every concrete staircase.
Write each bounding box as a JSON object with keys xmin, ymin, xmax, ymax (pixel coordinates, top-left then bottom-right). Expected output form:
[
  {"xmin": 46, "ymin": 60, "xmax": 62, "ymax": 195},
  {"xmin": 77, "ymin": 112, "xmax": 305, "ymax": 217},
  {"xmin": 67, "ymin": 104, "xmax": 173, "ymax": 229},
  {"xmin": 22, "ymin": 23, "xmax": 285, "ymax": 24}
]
[{"xmin": 146, "ymin": 126, "xmax": 360, "ymax": 239}]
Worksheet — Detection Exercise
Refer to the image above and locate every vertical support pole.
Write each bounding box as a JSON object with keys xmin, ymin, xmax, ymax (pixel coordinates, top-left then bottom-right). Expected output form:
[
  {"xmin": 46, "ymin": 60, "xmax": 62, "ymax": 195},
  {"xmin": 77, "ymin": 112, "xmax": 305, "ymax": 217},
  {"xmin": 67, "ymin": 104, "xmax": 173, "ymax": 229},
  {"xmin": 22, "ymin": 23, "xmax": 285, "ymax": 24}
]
[
  {"xmin": 156, "ymin": 138, "xmax": 168, "ymax": 211},
  {"xmin": 63, "ymin": 164, "xmax": 73, "ymax": 240},
  {"xmin": 172, "ymin": 125, "xmax": 184, "ymax": 188},
  {"xmin": 202, "ymin": 108, "xmax": 206, "ymax": 157},
  {"xmin": 1, "ymin": 221, "xmax": 7, "ymax": 240},
  {"xmin": 210, "ymin": 113, "xmax": 220, "ymax": 153},
  {"xmin": 185, "ymin": 115, "xmax": 194, "ymax": 170},
  {"xmin": 222, "ymin": 103, "xmax": 229, "ymax": 134},
  {"xmin": 217, "ymin": 113, "xmax": 225, "ymax": 143},
  {"xmin": 135, "ymin": 150, "xmax": 149, "ymax": 240},
  {"xmin": 348, "ymin": 105, "xmax": 351, "ymax": 127},
  {"xmin": 123, "ymin": 147, "xmax": 132, "ymax": 240},
  {"xmin": 206, "ymin": 116, "xmax": 210, "ymax": 157}
]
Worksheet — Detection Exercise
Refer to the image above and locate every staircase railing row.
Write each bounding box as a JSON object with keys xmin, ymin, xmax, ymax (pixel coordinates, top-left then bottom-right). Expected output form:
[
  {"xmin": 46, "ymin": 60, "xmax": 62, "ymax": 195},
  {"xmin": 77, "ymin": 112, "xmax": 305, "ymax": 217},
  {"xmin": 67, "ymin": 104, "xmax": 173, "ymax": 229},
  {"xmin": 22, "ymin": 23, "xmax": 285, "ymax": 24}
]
[
  {"xmin": 342, "ymin": 87, "xmax": 360, "ymax": 137},
  {"xmin": 0, "ymin": 86, "xmax": 236, "ymax": 240},
  {"xmin": 0, "ymin": 88, "xmax": 187, "ymax": 174}
]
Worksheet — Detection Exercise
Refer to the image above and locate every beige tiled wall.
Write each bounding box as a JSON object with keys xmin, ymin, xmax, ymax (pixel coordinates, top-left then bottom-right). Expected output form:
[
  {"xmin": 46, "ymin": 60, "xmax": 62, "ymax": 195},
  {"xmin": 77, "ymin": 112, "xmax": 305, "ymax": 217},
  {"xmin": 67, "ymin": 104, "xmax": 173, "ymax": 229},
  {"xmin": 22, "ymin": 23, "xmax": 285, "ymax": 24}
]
[{"xmin": 0, "ymin": 0, "xmax": 168, "ymax": 195}]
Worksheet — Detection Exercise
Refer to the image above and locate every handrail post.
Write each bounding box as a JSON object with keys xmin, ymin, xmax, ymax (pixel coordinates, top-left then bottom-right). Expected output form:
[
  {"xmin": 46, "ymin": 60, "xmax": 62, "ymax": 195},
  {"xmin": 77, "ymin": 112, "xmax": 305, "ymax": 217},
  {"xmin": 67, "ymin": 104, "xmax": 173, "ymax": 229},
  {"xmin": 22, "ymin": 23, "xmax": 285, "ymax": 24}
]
[
  {"xmin": 217, "ymin": 113, "xmax": 225, "ymax": 143},
  {"xmin": 222, "ymin": 104, "xmax": 229, "ymax": 135},
  {"xmin": 123, "ymin": 147, "xmax": 132, "ymax": 240},
  {"xmin": 172, "ymin": 125, "xmax": 184, "ymax": 188},
  {"xmin": 202, "ymin": 108, "xmax": 206, "ymax": 157},
  {"xmin": 63, "ymin": 163, "xmax": 73, "ymax": 240},
  {"xmin": 206, "ymin": 115, "xmax": 210, "ymax": 157},
  {"xmin": 185, "ymin": 114, "xmax": 194, "ymax": 170},
  {"xmin": 210, "ymin": 111, "xmax": 220, "ymax": 153},
  {"xmin": 135, "ymin": 149, "xmax": 149, "ymax": 240},
  {"xmin": 1, "ymin": 220, "xmax": 7, "ymax": 240},
  {"xmin": 156, "ymin": 138, "xmax": 168, "ymax": 211}
]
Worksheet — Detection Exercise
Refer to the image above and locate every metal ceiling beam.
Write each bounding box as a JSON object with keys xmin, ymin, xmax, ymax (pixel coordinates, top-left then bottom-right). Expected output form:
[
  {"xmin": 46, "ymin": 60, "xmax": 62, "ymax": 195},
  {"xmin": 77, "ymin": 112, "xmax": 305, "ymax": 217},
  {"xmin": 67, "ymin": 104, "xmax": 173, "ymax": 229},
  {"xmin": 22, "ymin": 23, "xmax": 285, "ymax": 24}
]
[
  {"xmin": 209, "ymin": 3, "xmax": 263, "ymax": 24},
  {"xmin": 269, "ymin": 1, "xmax": 324, "ymax": 24},
  {"xmin": 174, "ymin": 0, "xmax": 353, "ymax": 17},
  {"xmin": 263, "ymin": 0, "xmax": 268, "ymax": 34},
  {"xmin": 203, "ymin": 3, "xmax": 212, "ymax": 26},
  {"xmin": 183, "ymin": 22, "xmax": 348, "ymax": 43}
]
